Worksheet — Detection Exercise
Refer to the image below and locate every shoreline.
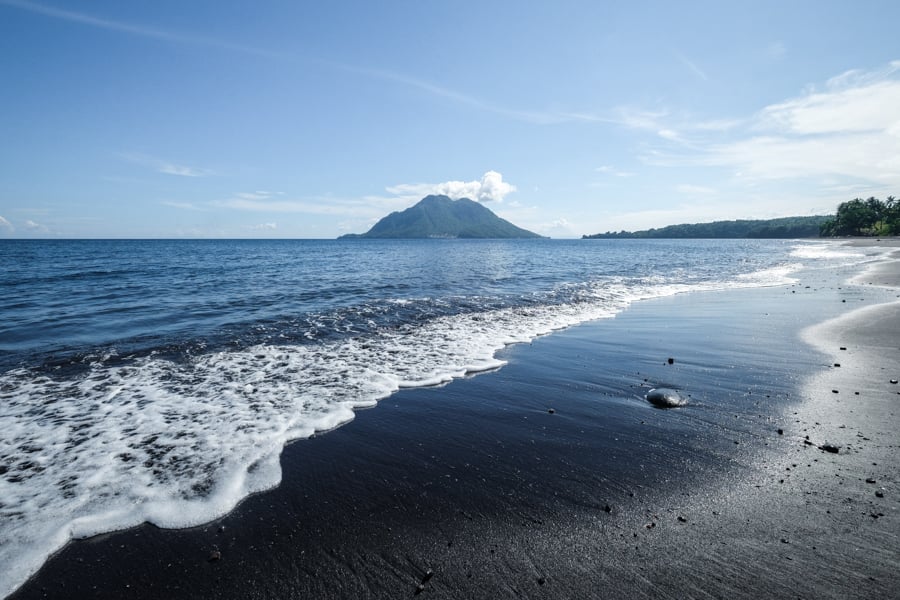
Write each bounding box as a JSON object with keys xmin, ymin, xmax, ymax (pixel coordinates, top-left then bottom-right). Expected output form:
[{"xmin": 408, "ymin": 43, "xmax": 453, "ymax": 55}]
[{"xmin": 8, "ymin": 241, "xmax": 900, "ymax": 599}]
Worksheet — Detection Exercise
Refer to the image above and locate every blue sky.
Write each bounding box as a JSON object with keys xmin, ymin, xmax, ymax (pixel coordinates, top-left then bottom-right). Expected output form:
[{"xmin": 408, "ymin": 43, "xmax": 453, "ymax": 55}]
[{"xmin": 1, "ymin": 0, "xmax": 898, "ymax": 238}]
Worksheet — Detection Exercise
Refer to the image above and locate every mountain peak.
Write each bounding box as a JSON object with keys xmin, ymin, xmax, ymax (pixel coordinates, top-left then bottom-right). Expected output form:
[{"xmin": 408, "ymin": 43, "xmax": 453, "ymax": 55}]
[{"xmin": 339, "ymin": 196, "xmax": 542, "ymax": 239}]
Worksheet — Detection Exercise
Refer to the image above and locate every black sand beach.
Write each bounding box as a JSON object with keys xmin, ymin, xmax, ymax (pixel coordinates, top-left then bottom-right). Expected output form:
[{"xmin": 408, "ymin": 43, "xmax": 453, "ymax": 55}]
[{"xmin": 9, "ymin": 241, "xmax": 900, "ymax": 599}]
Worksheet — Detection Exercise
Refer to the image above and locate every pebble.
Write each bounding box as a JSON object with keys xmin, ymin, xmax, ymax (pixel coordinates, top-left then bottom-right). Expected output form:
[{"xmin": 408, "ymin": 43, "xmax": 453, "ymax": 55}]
[
  {"xmin": 819, "ymin": 443, "xmax": 840, "ymax": 454},
  {"xmin": 876, "ymin": 490, "xmax": 885, "ymax": 498},
  {"xmin": 866, "ymin": 478, "xmax": 876, "ymax": 484}
]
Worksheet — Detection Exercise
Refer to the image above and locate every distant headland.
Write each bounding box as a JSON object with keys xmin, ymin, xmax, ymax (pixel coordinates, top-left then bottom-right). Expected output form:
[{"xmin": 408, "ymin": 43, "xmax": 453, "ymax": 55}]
[
  {"xmin": 582, "ymin": 216, "xmax": 831, "ymax": 239},
  {"xmin": 339, "ymin": 195, "xmax": 543, "ymax": 239}
]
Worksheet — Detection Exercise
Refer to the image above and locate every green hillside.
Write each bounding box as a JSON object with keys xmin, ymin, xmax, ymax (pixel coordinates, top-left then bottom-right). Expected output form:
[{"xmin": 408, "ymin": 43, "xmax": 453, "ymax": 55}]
[
  {"xmin": 340, "ymin": 195, "xmax": 542, "ymax": 239},
  {"xmin": 583, "ymin": 215, "xmax": 831, "ymax": 239}
]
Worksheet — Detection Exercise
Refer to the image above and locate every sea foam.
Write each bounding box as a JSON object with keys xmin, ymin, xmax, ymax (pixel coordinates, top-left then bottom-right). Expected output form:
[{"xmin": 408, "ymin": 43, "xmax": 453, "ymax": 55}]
[{"xmin": 0, "ymin": 264, "xmax": 807, "ymax": 598}]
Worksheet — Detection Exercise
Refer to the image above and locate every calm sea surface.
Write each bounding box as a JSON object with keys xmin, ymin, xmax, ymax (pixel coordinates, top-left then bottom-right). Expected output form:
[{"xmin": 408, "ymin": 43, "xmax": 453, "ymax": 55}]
[{"xmin": 0, "ymin": 238, "xmax": 873, "ymax": 596}]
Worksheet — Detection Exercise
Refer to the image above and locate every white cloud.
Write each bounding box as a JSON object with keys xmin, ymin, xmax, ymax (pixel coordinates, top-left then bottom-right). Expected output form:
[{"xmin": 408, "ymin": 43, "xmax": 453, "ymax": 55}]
[
  {"xmin": 641, "ymin": 61, "xmax": 900, "ymax": 191},
  {"xmin": 122, "ymin": 153, "xmax": 214, "ymax": 177},
  {"xmin": 386, "ymin": 170, "xmax": 517, "ymax": 203},
  {"xmin": 250, "ymin": 222, "xmax": 277, "ymax": 230},
  {"xmin": 0, "ymin": 216, "xmax": 13, "ymax": 231}
]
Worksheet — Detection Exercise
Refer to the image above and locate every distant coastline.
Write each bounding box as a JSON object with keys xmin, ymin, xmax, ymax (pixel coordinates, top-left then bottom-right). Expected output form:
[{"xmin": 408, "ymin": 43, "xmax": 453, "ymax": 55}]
[{"xmin": 582, "ymin": 215, "xmax": 830, "ymax": 239}]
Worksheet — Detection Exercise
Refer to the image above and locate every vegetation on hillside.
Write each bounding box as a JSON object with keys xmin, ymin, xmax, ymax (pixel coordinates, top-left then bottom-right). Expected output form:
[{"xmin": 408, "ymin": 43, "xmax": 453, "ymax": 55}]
[
  {"xmin": 819, "ymin": 196, "xmax": 899, "ymax": 236},
  {"xmin": 582, "ymin": 215, "xmax": 830, "ymax": 239},
  {"xmin": 340, "ymin": 195, "xmax": 542, "ymax": 239}
]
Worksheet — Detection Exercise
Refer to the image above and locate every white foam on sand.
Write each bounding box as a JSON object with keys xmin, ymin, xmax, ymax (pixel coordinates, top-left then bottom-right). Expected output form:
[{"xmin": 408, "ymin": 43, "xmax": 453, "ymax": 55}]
[{"xmin": 0, "ymin": 263, "xmax": 822, "ymax": 598}]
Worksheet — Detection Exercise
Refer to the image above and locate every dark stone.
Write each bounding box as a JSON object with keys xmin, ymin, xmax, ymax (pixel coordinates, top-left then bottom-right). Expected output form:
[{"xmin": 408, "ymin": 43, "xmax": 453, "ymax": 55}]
[
  {"xmin": 208, "ymin": 550, "xmax": 221, "ymax": 562},
  {"xmin": 547, "ymin": 408, "xmax": 555, "ymax": 414},
  {"xmin": 819, "ymin": 443, "xmax": 840, "ymax": 454},
  {"xmin": 876, "ymin": 490, "xmax": 884, "ymax": 498},
  {"xmin": 866, "ymin": 478, "xmax": 876, "ymax": 484},
  {"xmin": 667, "ymin": 357, "xmax": 674, "ymax": 365},
  {"xmin": 777, "ymin": 428, "xmax": 784, "ymax": 435},
  {"xmin": 646, "ymin": 388, "xmax": 686, "ymax": 408}
]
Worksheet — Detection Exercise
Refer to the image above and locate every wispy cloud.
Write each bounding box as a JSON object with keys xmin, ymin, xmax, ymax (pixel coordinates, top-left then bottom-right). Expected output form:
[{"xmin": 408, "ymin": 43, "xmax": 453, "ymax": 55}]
[
  {"xmin": 0, "ymin": 0, "xmax": 286, "ymax": 59},
  {"xmin": 249, "ymin": 222, "xmax": 277, "ymax": 231},
  {"xmin": 162, "ymin": 200, "xmax": 207, "ymax": 211},
  {"xmin": 676, "ymin": 184, "xmax": 717, "ymax": 195},
  {"xmin": 215, "ymin": 191, "xmax": 392, "ymax": 216},
  {"xmin": 595, "ymin": 165, "xmax": 635, "ymax": 178},
  {"xmin": 0, "ymin": 215, "xmax": 13, "ymax": 232},
  {"xmin": 676, "ymin": 52, "xmax": 709, "ymax": 81},
  {"xmin": 24, "ymin": 219, "xmax": 48, "ymax": 233},
  {"xmin": 122, "ymin": 153, "xmax": 215, "ymax": 177},
  {"xmin": 640, "ymin": 61, "xmax": 900, "ymax": 190},
  {"xmin": 766, "ymin": 41, "xmax": 787, "ymax": 60},
  {"xmin": 214, "ymin": 172, "xmax": 518, "ymax": 222}
]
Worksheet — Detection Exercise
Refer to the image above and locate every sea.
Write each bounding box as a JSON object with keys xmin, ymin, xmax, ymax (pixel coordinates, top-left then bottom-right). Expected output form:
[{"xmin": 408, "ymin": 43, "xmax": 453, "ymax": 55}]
[{"xmin": 0, "ymin": 237, "xmax": 880, "ymax": 596}]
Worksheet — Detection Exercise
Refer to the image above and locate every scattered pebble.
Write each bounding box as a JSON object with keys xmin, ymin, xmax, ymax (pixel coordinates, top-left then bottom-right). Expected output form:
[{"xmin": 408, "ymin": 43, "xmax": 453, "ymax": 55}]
[
  {"xmin": 677, "ymin": 516, "xmax": 687, "ymax": 523},
  {"xmin": 876, "ymin": 490, "xmax": 885, "ymax": 498},
  {"xmin": 890, "ymin": 379, "xmax": 898, "ymax": 385},
  {"xmin": 866, "ymin": 478, "xmax": 877, "ymax": 484},
  {"xmin": 777, "ymin": 428, "xmax": 784, "ymax": 435},
  {"xmin": 547, "ymin": 408, "xmax": 555, "ymax": 414},
  {"xmin": 833, "ymin": 363, "xmax": 841, "ymax": 367},
  {"xmin": 819, "ymin": 443, "xmax": 840, "ymax": 454},
  {"xmin": 667, "ymin": 357, "xmax": 674, "ymax": 365},
  {"xmin": 208, "ymin": 550, "xmax": 221, "ymax": 562}
]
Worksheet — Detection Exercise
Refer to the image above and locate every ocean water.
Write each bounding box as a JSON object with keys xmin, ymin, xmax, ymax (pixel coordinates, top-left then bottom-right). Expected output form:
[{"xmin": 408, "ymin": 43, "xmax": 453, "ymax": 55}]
[{"xmin": 0, "ymin": 238, "xmax": 879, "ymax": 596}]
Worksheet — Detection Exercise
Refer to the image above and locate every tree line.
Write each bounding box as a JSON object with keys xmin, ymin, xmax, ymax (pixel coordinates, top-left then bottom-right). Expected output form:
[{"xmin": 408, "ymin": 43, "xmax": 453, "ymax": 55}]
[
  {"xmin": 583, "ymin": 216, "xmax": 830, "ymax": 239},
  {"xmin": 819, "ymin": 196, "xmax": 899, "ymax": 236}
]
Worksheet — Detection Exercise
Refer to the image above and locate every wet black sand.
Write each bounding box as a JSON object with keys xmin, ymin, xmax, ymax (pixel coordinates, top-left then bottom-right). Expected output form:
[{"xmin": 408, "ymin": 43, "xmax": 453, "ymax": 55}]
[{"xmin": 9, "ymin": 243, "xmax": 900, "ymax": 599}]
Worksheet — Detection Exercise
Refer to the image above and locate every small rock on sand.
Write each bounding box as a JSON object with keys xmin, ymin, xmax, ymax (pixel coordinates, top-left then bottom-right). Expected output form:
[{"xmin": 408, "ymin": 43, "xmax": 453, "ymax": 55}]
[{"xmin": 646, "ymin": 388, "xmax": 687, "ymax": 408}]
